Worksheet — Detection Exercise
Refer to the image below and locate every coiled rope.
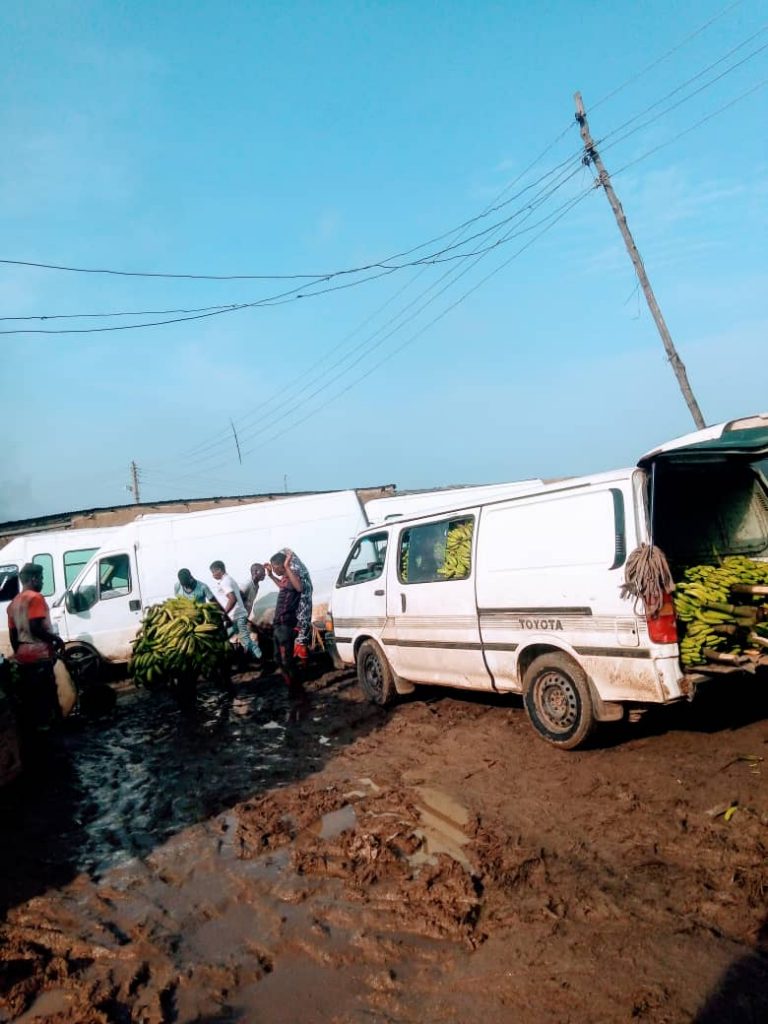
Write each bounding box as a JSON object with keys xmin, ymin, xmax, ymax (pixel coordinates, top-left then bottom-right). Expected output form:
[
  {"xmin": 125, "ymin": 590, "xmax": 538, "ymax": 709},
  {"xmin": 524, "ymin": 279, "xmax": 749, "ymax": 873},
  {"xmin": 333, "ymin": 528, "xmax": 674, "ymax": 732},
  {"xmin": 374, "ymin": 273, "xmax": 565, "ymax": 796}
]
[{"xmin": 621, "ymin": 543, "xmax": 675, "ymax": 618}]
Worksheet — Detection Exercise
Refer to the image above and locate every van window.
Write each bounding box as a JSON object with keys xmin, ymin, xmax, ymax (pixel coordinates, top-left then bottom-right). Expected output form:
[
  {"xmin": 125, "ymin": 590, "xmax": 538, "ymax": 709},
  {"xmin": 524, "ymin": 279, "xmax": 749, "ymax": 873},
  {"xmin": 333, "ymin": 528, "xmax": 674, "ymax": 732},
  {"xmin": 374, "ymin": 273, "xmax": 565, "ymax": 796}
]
[
  {"xmin": 399, "ymin": 516, "xmax": 474, "ymax": 584},
  {"xmin": 99, "ymin": 554, "xmax": 131, "ymax": 600},
  {"xmin": 32, "ymin": 553, "xmax": 55, "ymax": 597},
  {"xmin": 72, "ymin": 562, "xmax": 98, "ymax": 612},
  {"xmin": 64, "ymin": 547, "xmax": 99, "ymax": 588},
  {"xmin": 0, "ymin": 565, "xmax": 19, "ymax": 603},
  {"xmin": 338, "ymin": 532, "xmax": 389, "ymax": 586}
]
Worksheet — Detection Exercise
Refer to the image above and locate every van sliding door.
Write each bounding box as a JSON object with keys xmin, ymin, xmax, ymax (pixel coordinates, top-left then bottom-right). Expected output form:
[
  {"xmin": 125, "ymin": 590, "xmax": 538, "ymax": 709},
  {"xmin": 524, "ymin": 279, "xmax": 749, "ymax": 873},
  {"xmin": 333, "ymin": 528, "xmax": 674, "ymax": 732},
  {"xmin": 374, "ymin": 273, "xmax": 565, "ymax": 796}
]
[{"xmin": 385, "ymin": 514, "xmax": 491, "ymax": 690}]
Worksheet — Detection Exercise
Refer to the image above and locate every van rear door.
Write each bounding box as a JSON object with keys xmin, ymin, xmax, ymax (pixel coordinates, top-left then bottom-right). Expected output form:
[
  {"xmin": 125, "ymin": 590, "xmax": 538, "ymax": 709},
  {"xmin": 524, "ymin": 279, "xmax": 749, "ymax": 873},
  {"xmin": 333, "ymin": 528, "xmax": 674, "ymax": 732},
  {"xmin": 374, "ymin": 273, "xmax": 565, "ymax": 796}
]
[
  {"xmin": 638, "ymin": 414, "xmax": 768, "ymax": 465},
  {"xmin": 639, "ymin": 414, "xmax": 768, "ymax": 570}
]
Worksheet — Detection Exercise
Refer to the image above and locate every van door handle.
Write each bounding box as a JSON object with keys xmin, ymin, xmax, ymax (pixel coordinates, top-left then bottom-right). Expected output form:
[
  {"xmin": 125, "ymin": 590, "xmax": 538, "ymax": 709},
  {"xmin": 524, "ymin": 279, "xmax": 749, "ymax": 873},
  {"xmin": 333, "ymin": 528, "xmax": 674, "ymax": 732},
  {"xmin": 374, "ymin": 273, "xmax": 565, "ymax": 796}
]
[
  {"xmin": 129, "ymin": 599, "xmax": 141, "ymax": 612},
  {"xmin": 374, "ymin": 589, "xmax": 384, "ymax": 596},
  {"xmin": 400, "ymin": 593, "xmax": 406, "ymax": 613}
]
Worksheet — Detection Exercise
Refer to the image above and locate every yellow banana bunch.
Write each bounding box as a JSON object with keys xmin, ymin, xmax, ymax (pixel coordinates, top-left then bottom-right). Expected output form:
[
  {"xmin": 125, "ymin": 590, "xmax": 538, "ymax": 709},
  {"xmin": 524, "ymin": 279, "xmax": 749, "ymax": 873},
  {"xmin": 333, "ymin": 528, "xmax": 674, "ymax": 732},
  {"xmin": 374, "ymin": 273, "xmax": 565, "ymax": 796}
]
[
  {"xmin": 438, "ymin": 520, "xmax": 474, "ymax": 579},
  {"xmin": 130, "ymin": 597, "xmax": 231, "ymax": 687}
]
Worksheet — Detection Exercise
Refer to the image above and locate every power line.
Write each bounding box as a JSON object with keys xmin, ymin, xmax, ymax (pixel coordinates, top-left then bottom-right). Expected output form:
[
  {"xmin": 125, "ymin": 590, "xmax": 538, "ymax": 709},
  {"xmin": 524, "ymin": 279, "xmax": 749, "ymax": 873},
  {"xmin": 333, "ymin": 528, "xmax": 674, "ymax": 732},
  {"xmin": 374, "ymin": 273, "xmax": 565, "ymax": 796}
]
[
  {"xmin": 149, "ymin": 126, "xmax": 583, "ymax": 468},
  {"xmin": 7, "ymin": 22, "xmax": 763, "ymax": 331},
  {"xmin": 589, "ymin": 0, "xmax": 745, "ymax": 111},
  {"xmin": 148, "ymin": 60, "xmax": 768, "ymax": 468},
  {"xmin": 159, "ymin": 164, "xmax": 589, "ymax": 472},
  {"xmin": 0, "ymin": 265, "xmax": 402, "ymax": 334},
  {"xmin": 181, "ymin": 182, "xmax": 594, "ymax": 474},
  {"xmin": 0, "ymin": 301, "xmax": 244, "ymax": 322},
  {"xmin": 242, "ymin": 192, "xmax": 594, "ymax": 459},
  {"xmin": 1, "ymin": 164, "xmax": 590, "ymax": 337},
  {"xmin": 148, "ymin": 66, "xmax": 767, "ymax": 475},
  {"xmin": 189, "ymin": 78, "xmax": 764, "ymax": 472},
  {"xmin": 610, "ymin": 74, "xmax": 768, "ymax": 176},
  {"xmin": 0, "ymin": 147, "xmax": 581, "ymax": 288},
  {"xmin": 597, "ymin": 35, "xmax": 768, "ymax": 157}
]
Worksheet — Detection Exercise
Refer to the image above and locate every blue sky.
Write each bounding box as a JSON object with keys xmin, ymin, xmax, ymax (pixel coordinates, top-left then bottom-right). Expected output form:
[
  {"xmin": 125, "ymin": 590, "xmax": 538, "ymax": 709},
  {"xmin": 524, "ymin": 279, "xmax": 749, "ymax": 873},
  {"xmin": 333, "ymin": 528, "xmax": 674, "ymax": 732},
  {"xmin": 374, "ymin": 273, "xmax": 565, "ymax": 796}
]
[{"xmin": 1, "ymin": 0, "xmax": 766, "ymax": 520}]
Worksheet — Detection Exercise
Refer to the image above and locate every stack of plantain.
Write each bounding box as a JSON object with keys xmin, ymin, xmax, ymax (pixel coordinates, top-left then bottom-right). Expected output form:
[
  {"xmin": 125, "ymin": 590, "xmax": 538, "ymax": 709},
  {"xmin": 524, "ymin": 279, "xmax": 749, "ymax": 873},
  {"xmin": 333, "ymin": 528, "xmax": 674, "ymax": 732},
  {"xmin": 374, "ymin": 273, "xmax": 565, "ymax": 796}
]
[
  {"xmin": 130, "ymin": 596, "xmax": 231, "ymax": 688},
  {"xmin": 674, "ymin": 556, "xmax": 768, "ymax": 667},
  {"xmin": 438, "ymin": 519, "xmax": 474, "ymax": 579}
]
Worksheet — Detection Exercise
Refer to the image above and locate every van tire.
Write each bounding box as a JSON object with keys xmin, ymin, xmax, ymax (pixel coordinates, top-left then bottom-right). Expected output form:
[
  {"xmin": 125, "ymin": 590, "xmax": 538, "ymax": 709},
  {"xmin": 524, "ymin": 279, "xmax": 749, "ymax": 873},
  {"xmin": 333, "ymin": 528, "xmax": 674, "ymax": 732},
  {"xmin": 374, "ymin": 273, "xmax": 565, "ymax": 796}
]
[
  {"xmin": 356, "ymin": 641, "xmax": 396, "ymax": 707},
  {"xmin": 523, "ymin": 653, "xmax": 596, "ymax": 750},
  {"xmin": 63, "ymin": 642, "xmax": 102, "ymax": 690}
]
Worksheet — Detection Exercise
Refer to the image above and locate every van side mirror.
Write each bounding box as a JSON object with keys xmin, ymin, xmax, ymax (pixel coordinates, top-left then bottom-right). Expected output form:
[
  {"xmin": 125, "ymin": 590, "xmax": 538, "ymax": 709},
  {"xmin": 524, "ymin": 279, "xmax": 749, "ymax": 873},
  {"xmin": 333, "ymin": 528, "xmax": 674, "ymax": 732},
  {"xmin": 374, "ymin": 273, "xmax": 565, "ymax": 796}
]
[{"xmin": 66, "ymin": 588, "xmax": 95, "ymax": 613}]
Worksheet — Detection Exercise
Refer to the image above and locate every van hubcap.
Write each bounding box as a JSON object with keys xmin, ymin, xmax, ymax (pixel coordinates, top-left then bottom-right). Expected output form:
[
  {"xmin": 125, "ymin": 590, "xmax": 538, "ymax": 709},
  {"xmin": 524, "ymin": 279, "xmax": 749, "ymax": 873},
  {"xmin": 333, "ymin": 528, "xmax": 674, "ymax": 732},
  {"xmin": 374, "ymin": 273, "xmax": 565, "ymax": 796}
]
[
  {"xmin": 364, "ymin": 654, "xmax": 383, "ymax": 697},
  {"xmin": 536, "ymin": 670, "xmax": 578, "ymax": 732}
]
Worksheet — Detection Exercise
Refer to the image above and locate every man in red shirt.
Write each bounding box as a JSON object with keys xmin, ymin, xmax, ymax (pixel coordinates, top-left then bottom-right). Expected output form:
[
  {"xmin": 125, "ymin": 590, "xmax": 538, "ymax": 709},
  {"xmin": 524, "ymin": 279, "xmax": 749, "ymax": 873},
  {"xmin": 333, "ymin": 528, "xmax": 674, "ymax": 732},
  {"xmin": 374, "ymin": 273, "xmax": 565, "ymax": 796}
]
[{"xmin": 7, "ymin": 562, "xmax": 64, "ymax": 729}]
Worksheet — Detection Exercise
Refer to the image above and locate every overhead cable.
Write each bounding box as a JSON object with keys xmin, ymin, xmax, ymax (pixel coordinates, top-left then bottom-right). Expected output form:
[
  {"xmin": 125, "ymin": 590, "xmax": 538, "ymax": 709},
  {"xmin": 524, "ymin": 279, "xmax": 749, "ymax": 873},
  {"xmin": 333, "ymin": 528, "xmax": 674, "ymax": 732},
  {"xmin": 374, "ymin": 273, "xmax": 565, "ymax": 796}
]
[{"xmin": 589, "ymin": 0, "xmax": 745, "ymax": 111}]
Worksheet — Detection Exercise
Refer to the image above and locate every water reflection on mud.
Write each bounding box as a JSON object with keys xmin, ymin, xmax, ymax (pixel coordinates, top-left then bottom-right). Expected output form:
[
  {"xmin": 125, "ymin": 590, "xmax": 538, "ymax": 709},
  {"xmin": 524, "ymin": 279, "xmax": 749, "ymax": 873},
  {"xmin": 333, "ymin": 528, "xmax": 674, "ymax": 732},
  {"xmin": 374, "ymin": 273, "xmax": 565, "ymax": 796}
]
[{"xmin": 0, "ymin": 670, "xmax": 374, "ymax": 913}]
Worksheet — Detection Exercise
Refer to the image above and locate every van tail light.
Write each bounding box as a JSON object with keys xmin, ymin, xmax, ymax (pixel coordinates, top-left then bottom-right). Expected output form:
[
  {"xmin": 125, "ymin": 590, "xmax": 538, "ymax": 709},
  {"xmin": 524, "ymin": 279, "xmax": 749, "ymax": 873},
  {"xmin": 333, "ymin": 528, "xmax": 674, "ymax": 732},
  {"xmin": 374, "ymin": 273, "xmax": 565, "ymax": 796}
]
[
  {"xmin": 325, "ymin": 611, "xmax": 334, "ymax": 634},
  {"xmin": 647, "ymin": 592, "xmax": 679, "ymax": 645}
]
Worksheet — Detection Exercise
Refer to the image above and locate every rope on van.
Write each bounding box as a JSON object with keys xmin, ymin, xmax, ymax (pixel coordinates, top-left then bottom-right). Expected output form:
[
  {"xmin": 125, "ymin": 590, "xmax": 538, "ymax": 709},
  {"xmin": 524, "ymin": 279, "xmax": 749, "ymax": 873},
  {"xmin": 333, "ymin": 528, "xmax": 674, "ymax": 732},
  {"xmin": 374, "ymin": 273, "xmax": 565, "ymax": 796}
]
[{"xmin": 620, "ymin": 543, "xmax": 675, "ymax": 618}]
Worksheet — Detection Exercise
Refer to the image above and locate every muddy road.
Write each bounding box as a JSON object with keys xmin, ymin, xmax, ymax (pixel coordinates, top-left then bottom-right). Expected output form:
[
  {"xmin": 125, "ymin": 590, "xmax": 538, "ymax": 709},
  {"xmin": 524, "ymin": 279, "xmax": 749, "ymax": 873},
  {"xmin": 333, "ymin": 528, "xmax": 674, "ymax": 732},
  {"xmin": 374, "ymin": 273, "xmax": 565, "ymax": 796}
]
[{"xmin": 1, "ymin": 667, "xmax": 767, "ymax": 1023}]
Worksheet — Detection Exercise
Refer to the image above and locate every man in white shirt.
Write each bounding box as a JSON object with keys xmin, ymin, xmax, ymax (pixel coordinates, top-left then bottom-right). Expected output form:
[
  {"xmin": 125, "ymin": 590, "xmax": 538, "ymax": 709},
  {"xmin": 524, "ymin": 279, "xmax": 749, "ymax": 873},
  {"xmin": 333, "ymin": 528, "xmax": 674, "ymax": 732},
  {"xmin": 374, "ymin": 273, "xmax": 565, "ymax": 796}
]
[{"xmin": 209, "ymin": 560, "xmax": 262, "ymax": 662}]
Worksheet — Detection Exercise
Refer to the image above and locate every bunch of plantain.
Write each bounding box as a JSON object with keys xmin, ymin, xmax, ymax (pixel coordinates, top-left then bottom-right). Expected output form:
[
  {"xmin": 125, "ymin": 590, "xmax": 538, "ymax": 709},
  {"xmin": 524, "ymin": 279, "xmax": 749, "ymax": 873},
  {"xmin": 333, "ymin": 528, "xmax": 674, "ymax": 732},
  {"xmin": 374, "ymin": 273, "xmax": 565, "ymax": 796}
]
[
  {"xmin": 674, "ymin": 556, "xmax": 768, "ymax": 666},
  {"xmin": 130, "ymin": 596, "xmax": 231, "ymax": 688},
  {"xmin": 437, "ymin": 520, "xmax": 474, "ymax": 580}
]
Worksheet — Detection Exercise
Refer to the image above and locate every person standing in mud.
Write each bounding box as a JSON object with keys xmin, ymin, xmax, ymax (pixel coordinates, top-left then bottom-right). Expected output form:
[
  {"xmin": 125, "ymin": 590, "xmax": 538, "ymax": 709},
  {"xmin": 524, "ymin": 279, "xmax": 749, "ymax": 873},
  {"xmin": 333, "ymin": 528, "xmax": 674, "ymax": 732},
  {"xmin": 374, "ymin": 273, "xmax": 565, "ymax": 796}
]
[
  {"xmin": 265, "ymin": 549, "xmax": 312, "ymax": 688},
  {"xmin": 268, "ymin": 549, "xmax": 313, "ymax": 661},
  {"xmin": 209, "ymin": 560, "xmax": 262, "ymax": 662},
  {"xmin": 7, "ymin": 562, "xmax": 64, "ymax": 730}
]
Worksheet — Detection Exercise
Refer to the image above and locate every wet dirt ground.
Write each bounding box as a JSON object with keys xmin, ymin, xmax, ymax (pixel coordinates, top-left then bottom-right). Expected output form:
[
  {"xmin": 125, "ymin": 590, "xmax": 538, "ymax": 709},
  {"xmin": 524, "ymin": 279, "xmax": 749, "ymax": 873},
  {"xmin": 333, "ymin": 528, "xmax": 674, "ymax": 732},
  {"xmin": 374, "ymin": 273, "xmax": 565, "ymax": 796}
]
[{"xmin": 1, "ymin": 666, "xmax": 767, "ymax": 1023}]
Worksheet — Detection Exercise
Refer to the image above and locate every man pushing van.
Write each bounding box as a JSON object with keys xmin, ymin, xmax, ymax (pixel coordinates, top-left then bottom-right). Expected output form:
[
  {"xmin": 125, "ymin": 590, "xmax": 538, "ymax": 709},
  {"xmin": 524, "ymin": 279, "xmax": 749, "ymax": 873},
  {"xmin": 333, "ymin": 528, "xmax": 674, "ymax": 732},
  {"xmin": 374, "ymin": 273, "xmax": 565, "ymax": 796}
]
[{"xmin": 209, "ymin": 560, "xmax": 263, "ymax": 663}]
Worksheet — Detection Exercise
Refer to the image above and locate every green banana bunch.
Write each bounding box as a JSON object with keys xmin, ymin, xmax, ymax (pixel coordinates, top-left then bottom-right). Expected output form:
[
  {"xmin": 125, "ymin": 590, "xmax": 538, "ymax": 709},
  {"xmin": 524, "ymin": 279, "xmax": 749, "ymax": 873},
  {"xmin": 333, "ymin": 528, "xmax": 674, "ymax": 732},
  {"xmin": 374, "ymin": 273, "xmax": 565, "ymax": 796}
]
[
  {"xmin": 674, "ymin": 556, "xmax": 768, "ymax": 666},
  {"xmin": 130, "ymin": 596, "xmax": 231, "ymax": 688}
]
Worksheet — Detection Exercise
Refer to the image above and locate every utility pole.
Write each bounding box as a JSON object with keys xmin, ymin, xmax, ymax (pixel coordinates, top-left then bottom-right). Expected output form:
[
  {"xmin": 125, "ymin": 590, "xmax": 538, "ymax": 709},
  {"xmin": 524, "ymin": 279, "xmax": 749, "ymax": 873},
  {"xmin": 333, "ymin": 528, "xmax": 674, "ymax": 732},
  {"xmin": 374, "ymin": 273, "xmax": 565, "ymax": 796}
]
[
  {"xmin": 230, "ymin": 420, "xmax": 242, "ymax": 465},
  {"xmin": 128, "ymin": 461, "xmax": 141, "ymax": 504},
  {"xmin": 574, "ymin": 92, "xmax": 706, "ymax": 431}
]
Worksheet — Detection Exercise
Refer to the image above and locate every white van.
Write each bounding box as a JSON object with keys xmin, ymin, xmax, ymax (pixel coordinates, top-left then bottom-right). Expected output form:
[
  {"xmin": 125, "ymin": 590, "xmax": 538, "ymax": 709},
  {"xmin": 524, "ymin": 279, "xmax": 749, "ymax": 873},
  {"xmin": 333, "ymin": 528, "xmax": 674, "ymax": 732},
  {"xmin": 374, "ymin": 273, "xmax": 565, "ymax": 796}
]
[
  {"xmin": 328, "ymin": 415, "xmax": 768, "ymax": 748},
  {"xmin": 51, "ymin": 490, "xmax": 368, "ymax": 673},
  {"xmin": 0, "ymin": 527, "xmax": 122, "ymax": 656}
]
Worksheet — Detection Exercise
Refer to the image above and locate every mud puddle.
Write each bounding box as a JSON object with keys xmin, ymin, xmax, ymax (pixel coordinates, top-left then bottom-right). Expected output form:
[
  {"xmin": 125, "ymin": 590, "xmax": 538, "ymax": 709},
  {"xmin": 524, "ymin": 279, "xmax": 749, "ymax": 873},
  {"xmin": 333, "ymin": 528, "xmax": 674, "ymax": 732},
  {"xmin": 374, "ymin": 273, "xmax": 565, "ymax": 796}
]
[{"xmin": 0, "ymin": 668, "xmax": 381, "ymax": 908}]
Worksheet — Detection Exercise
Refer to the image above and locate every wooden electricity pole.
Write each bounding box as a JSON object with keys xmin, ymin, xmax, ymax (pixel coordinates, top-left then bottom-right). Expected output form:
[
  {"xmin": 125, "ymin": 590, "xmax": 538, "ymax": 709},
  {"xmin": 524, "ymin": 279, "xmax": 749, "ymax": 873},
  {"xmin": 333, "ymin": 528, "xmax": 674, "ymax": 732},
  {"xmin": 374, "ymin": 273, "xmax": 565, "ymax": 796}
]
[
  {"xmin": 229, "ymin": 419, "xmax": 243, "ymax": 465},
  {"xmin": 128, "ymin": 461, "xmax": 141, "ymax": 504},
  {"xmin": 574, "ymin": 92, "xmax": 706, "ymax": 430}
]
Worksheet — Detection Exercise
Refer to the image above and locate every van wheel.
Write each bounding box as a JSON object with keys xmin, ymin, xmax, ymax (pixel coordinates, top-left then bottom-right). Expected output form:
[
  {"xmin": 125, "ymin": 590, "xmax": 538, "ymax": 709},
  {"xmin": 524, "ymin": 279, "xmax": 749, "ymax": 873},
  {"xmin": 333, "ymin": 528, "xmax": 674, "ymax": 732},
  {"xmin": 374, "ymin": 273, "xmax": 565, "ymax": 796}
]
[
  {"xmin": 523, "ymin": 653, "xmax": 595, "ymax": 750},
  {"xmin": 63, "ymin": 642, "xmax": 102, "ymax": 690},
  {"xmin": 356, "ymin": 641, "xmax": 396, "ymax": 707}
]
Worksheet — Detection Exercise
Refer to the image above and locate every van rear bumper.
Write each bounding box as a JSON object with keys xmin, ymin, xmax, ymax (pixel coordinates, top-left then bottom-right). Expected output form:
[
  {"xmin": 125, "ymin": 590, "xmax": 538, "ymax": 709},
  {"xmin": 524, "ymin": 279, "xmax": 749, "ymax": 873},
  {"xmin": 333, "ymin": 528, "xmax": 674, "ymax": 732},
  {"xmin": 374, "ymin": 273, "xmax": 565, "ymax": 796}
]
[{"xmin": 577, "ymin": 648, "xmax": 685, "ymax": 704}]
